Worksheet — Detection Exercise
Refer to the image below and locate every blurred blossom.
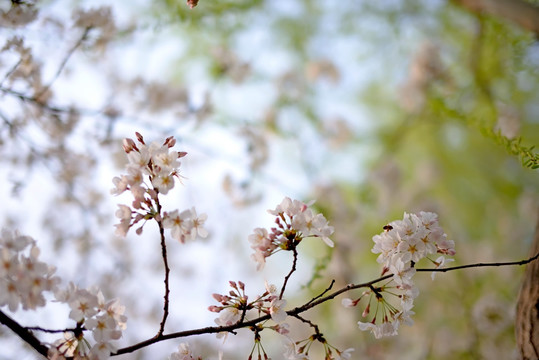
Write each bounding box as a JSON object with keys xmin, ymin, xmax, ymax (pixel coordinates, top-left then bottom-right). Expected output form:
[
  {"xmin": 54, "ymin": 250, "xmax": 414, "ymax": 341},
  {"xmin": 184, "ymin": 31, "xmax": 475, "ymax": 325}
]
[
  {"xmin": 0, "ymin": 2, "xmax": 38, "ymax": 28},
  {"xmin": 305, "ymin": 59, "xmax": 340, "ymax": 84},
  {"xmin": 211, "ymin": 46, "xmax": 251, "ymax": 83},
  {"xmin": 472, "ymin": 294, "xmax": 513, "ymax": 335}
]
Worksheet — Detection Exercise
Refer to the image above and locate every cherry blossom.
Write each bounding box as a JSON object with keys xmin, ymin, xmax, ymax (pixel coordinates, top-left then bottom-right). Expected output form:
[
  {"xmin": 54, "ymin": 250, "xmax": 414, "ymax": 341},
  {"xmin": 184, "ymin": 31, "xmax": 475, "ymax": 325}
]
[
  {"xmin": 111, "ymin": 134, "xmax": 207, "ymax": 241},
  {"xmin": 49, "ymin": 283, "xmax": 127, "ymax": 359},
  {"xmin": 283, "ymin": 337, "xmax": 309, "ymax": 359},
  {"xmin": 269, "ymin": 298, "xmax": 288, "ymax": 323},
  {"xmin": 249, "ymin": 197, "xmax": 334, "ymax": 269},
  {"xmin": 0, "ymin": 230, "xmax": 59, "ymax": 311},
  {"xmin": 163, "ymin": 209, "xmax": 194, "ymax": 243},
  {"xmin": 351, "ymin": 211, "xmax": 455, "ymax": 338}
]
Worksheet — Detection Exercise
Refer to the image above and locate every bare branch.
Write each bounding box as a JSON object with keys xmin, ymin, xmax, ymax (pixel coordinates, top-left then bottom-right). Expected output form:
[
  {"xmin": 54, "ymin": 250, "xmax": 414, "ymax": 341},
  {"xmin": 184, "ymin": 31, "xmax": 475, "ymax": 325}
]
[
  {"xmin": 154, "ymin": 194, "xmax": 170, "ymax": 337},
  {"xmin": 0, "ymin": 310, "xmax": 48, "ymax": 357},
  {"xmin": 280, "ymin": 247, "xmax": 298, "ymax": 300},
  {"xmin": 35, "ymin": 26, "xmax": 92, "ymax": 100},
  {"xmin": 112, "ymin": 251, "xmax": 539, "ymax": 356}
]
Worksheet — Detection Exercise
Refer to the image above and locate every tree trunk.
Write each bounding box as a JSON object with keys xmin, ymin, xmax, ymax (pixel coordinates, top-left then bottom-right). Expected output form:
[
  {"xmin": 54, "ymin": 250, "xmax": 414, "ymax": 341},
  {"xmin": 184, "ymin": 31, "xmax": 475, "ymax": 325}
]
[{"xmin": 516, "ymin": 215, "xmax": 539, "ymax": 360}]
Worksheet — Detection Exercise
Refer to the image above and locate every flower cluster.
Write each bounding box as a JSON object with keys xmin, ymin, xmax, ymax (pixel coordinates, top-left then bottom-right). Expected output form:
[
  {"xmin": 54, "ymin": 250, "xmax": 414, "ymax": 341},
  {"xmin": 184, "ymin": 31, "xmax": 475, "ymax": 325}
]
[
  {"xmin": 49, "ymin": 283, "xmax": 127, "ymax": 360},
  {"xmin": 209, "ymin": 281, "xmax": 288, "ymax": 327},
  {"xmin": 249, "ymin": 197, "xmax": 334, "ymax": 270},
  {"xmin": 343, "ymin": 211, "xmax": 455, "ymax": 338},
  {"xmin": 211, "ymin": 281, "xmax": 294, "ymax": 359},
  {"xmin": 372, "ymin": 211, "xmax": 455, "ymax": 277},
  {"xmin": 111, "ymin": 133, "xmax": 207, "ymax": 242},
  {"xmin": 0, "ymin": 229, "xmax": 60, "ymax": 311}
]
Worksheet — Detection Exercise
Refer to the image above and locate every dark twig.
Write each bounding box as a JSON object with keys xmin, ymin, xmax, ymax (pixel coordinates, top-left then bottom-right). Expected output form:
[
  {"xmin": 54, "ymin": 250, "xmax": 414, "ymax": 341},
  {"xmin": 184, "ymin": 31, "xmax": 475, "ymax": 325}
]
[
  {"xmin": 24, "ymin": 326, "xmax": 79, "ymax": 333},
  {"xmin": 4, "ymin": 249, "xmax": 538, "ymax": 357},
  {"xmin": 305, "ymin": 279, "xmax": 335, "ymax": 307},
  {"xmin": 292, "ymin": 313, "xmax": 320, "ymax": 334},
  {"xmin": 154, "ymin": 195, "xmax": 170, "ymax": 337},
  {"xmin": 112, "ymin": 251, "xmax": 539, "ymax": 356},
  {"xmin": 280, "ymin": 247, "xmax": 298, "ymax": 300},
  {"xmin": 417, "ymin": 251, "xmax": 539, "ymax": 274}
]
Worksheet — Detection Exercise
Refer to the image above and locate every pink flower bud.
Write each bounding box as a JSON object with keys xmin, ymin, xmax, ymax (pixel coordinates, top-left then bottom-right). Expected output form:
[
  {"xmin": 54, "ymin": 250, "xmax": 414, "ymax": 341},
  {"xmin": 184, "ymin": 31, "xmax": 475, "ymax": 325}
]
[
  {"xmin": 135, "ymin": 132, "xmax": 145, "ymax": 144},
  {"xmin": 362, "ymin": 303, "xmax": 370, "ymax": 317},
  {"xmin": 122, "ymin": 138, "xmax": 137, "ymax": 153},
  {"xmin": 186, "ymin": 0, "xmax": 199, "ymax": 8}
]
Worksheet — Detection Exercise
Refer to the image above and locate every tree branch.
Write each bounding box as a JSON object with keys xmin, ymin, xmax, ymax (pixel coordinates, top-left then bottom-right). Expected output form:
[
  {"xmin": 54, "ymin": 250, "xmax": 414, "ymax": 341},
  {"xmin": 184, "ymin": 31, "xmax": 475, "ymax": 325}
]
[
  {"xmin": 112, "ymin": 250, "xmax": 539, "ymax": 356},
  {"xmin": 35, "ymin": 26, "xmax": 92, "ymax": 100},
  {"xmin": 0, "ymin": 310, "xmax": 49, "ymax": 357},
  {"xmin": 280, "ymin": 247, "xmax": 298, "ymax": 300},
  {"xmin": 3, "ymin": 248, "xmax": 538, "ymax": 358},
  {"xmin": 155, "ymin": 195, "xmax": 170, "ymax": 337}
]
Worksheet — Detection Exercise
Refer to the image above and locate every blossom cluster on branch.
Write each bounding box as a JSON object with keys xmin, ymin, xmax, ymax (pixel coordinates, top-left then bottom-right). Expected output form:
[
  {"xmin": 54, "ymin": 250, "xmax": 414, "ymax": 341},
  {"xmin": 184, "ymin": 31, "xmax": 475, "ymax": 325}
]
[
  {"xmin": 0, "ymin": 229, "xmax": 59, "ymax": 312},
  {"xmin": 111, "ymin": 133, "xmax": 207, "ymax": 242},
  {"xmin": 0, "ymin": 134, "xmax": 452, "ymax": 360},
  {"xmin": 3, "ymin": 133, "xmax": 537, "ymax": 360},
  {"xmin": 49, "ymin": 284, "xmax": 127, "ymax": 359},
  {"xmin": 0, "ymin": 229, "xmax": 127, "ymax": 359},
  {"xmin": 342, "ymin": 212, "xmax": 456, "ymax": 339}
]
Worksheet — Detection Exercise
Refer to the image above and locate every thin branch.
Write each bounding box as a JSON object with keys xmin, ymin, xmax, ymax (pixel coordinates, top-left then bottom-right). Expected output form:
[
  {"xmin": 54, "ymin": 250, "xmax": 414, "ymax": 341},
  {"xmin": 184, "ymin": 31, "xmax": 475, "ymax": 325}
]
[
  {"xmin": 0, "ymin": 86, "xmax": 97, "ymax": 115},
  {"xmin": 280, "ymin": 247, "xmax": 298, "ymax": 300},
  {"xmin": 292, "ymin": 313, "xmax": 320, "ymax": 334},
  {"xmin": 417, "ymin": 251, "xmax": 539, "ymax": 274},
  {"xmin": 3, "ymin": 248, "xmax": 537, "ymax": 357},
  {"xmin": 34, "ymin": 26, "xmax": 92, "ymax": 100},
  {"xmin": 0, "ymin": 59, "xmax": 22, "ymax": 88},
  {"xmin": 112, "ymin": 250, "xmax": 539, "ymax": 356},
  {"xmin": 305, "ymin": 279, "xmax": 335, "ymax": 307},
  {"xmin": 154, "ymin": 195, "xmax": 170, "ymax": 337},
  {"xmin": 24, "ymin": 326, "xmax": 78, "ymax": 334}
]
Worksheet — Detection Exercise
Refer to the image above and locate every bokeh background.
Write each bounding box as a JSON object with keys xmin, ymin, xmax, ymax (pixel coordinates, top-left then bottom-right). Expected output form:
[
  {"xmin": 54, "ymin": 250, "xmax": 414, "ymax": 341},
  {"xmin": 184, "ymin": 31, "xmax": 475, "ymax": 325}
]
[{"xmin": 0, "ymin": 0, "xmax": 538, "ymax": 359}]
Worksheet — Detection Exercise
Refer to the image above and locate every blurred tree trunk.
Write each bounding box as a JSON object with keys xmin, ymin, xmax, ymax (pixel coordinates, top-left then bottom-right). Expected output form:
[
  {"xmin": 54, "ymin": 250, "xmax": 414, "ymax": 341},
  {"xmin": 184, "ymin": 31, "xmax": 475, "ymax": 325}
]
[
  {"xmin": 452, "ymin": 0, "xmax": 539, "ymax": 36},
  {"xmin": 516, "ymin": 215, "xmax": 539, "ymax": 360}
]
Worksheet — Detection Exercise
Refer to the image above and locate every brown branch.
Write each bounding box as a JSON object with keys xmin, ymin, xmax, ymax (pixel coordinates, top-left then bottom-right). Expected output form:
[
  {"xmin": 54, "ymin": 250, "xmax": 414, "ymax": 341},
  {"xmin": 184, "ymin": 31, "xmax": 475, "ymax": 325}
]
[
  {"xmin": 112, "ymin": 250, "xmax": 539, "ymax": 356},
  {"xmin": 24, "ymin": 326, "xmax": 78, "ymax": 334},
  {"xmin": 154, "ymin": 195, "xmax": 170, "ymax": 337},
  {"xmin": 280, "ymin": 247, "xmax": 298, "ymax": 300},
  {"xmin": 0, "ymin": 310, "xmax": 48, "ymax": 357},
  {"xmin": 3, "ymin": 239, "xmax": 537, "ymax": 357},
  {"xmin": 452, "ymin": 0, "xmax": 539, "ymax": 36}
]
